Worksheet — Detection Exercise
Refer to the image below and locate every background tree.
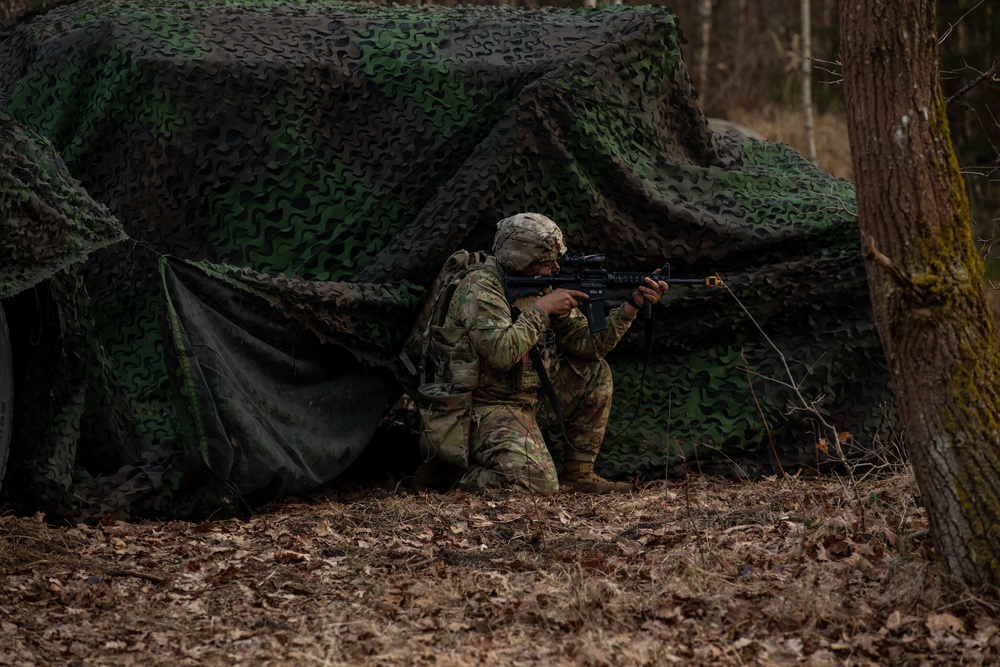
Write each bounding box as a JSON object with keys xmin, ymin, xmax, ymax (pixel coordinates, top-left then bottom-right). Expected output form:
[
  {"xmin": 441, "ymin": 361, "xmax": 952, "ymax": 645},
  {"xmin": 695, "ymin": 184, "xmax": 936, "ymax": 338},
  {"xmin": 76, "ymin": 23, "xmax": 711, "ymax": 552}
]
[
  {"xmin": 695, "ymin": 0, "xmax": 712, "ymax": 94},
  {"xmin": 937, "ymin": 1, "xmax": 1000, "ymax": 266},
  {"xmin": 840, "ymin": 0, "xmax": 1000, "ymax": 589},
  {"xmin": 799, "ymin": 0, "xmax": 815, "ymax": 162},
  {"xmin": 1, "ymin": 0, "xmax": 29, "ymax": 25},
  {"xmin": 667, "ymin": 1, "xmax": 998, "ymax": 251}
]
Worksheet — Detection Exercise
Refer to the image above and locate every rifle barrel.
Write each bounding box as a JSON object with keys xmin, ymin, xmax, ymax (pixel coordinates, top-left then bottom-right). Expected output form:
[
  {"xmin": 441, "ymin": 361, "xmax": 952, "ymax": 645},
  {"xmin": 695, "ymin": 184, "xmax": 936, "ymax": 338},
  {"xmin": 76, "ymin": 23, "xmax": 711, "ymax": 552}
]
[
  {"xmin": 504, "ymin": 273, "xmax": 720, "ymax": 293},
  {"xmin": 605, "ymin": 272, "xmax": 721, "ymax": 287}
]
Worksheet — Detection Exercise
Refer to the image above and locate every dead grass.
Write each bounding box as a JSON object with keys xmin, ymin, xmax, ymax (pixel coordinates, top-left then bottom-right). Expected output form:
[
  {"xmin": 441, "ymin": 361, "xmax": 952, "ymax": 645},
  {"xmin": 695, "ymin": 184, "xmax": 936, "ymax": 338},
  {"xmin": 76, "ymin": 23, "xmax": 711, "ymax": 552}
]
[
  {"xmin": 727, "ymin": 103, "xmax": 854, "ymax": 182},
  {"xmin": 2, "ymin": 471, "xmax": 997, "ymax": 666}
]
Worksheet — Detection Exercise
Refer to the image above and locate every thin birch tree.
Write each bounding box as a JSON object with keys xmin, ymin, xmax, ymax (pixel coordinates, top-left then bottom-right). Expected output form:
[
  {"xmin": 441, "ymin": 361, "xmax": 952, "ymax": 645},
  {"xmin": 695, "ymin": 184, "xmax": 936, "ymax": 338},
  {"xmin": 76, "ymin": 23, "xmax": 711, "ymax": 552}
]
[{"xmin": 800, "ymin": 0, "xmax": 816, "ymax": 161}]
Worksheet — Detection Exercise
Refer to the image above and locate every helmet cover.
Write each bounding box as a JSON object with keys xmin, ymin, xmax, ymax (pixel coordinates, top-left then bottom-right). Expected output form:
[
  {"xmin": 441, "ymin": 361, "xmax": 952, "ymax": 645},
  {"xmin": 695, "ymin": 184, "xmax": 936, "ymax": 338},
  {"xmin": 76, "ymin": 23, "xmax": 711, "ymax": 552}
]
[{"xmin": 492, "ymin": 212, "xmax": 567, "ymax": 273}]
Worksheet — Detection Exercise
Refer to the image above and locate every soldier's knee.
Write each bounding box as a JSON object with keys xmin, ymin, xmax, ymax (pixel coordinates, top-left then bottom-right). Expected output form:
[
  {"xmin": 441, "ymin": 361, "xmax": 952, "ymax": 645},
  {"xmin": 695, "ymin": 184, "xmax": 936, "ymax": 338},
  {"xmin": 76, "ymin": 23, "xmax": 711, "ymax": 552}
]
[
  {"xmin": 560, "ymin": 358, "xmax": 613, "ymax": 389},
  {"xmin": 594, "ymin": 358, "xmax": 613, "ymax": 390},
  {"xmin": 517, "ymin": 471, "xmax": 559, "ymax": 495},
  {"xmin": 579, "ymin": 358, "xmax": 614, "ymax": 402}
]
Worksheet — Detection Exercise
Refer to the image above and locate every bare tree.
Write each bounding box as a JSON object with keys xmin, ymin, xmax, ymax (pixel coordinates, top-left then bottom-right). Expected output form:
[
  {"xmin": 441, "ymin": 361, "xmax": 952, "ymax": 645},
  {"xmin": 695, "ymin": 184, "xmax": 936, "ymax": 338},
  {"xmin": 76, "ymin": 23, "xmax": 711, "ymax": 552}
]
[
  {"xmin": 1, "ymin": 0, "xmax": 29, "ymax": 26},
  {"xmin": 840, "ymin": 0, "xmax": 1000, "ymax": 589},
  {"xmin": 696, "ymin": 0, "xmax": 712, "ymax": 95},
  {"xmin": 800, "ymin": 0, "xmax": 816, "ymax": 161}
]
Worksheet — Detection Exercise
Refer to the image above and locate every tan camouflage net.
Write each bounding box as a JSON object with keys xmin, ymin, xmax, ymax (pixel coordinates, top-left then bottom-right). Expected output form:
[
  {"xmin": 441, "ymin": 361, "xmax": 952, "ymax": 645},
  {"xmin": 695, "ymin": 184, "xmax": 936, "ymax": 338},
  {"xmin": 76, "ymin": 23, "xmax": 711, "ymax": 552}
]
[{"xmin": 0, "ymin": 0, "xmax": 895, "ymax": 520}]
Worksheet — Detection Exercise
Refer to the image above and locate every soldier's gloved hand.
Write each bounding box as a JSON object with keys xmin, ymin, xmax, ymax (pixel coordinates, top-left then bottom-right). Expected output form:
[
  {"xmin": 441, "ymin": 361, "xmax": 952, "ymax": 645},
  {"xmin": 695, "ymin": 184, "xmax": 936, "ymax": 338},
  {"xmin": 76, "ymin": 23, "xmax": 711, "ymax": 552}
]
[
  {"xmin": 535, "ymin": 288, "xmax": 589, "ymax": 316},
  {"xmin": 625, "ymin": 273, "xmax": 669, "ymax": 316}
]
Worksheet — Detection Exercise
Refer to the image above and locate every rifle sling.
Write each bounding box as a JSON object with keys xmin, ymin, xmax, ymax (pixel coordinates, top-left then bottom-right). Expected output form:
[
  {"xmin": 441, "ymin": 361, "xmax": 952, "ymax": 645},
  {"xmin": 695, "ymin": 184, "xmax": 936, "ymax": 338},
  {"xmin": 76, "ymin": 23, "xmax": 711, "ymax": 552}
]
[
  {"xmin": 509, "ymin": 303, "xmax": 572, "ymax": 449},
  {"xmin": 527, "ymin": 343, "xmax": 571, "ymax": 447},
  {"xmin": 520, "ymin": 305, "xmax": 656, "ymax": 451},
  {"xmin": 623, "ymin": 308, "xmax": 656, "ymax": 429}
]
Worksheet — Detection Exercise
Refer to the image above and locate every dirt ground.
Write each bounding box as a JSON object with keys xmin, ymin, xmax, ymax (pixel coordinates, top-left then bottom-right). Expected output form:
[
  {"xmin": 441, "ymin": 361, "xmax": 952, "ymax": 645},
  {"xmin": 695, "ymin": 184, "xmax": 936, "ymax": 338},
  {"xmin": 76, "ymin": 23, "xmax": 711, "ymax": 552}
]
[{"xmin": 2, "ymin": 466, "xmax": 998, "ymax": 666}]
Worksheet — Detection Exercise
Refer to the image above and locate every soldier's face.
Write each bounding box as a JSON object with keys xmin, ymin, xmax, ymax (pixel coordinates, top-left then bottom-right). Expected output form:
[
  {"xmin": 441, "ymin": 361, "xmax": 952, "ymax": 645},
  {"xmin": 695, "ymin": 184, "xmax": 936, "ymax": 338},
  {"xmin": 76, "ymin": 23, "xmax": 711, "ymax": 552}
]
[{"xmin": 534, "ymin": 259, "xmax": 559, "ymax": 276}]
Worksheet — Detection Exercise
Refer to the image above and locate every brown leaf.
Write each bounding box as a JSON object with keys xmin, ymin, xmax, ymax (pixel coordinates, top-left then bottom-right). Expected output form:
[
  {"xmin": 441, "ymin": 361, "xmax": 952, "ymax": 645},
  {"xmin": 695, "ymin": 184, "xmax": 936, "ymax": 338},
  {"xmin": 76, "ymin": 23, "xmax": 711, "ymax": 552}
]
[
  {"xmin": 885, "ymin": 610, "xmax": 919, "ymax": 630},
  {"xmin": 803, "ymin": 649, "xmax": 840, "ymax": 667},
  {"xmin": 277, "ymin": 550, "xmax": 309, "ymax": 563},
  {"xmin": 975, "ymin": 624, "xmax": 998, "ymax": 645},
  {"xmin": 826, "ymin": 538, "xmax": 853, "ymax": 559},
  {"xmin": 927, "ymin": 613, "xmax": 965, "ymax": 640}
]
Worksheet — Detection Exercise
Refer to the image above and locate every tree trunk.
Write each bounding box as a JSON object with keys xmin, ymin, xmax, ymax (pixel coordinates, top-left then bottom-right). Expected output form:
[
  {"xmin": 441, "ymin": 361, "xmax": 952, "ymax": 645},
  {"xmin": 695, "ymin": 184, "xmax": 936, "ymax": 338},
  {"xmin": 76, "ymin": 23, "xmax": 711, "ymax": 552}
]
[
  {"xmin": 1, "ymin": 0, "xmax": 29, "ymax": 26},
  {"xmin": 840, "ymin": 0, "xmax": 1000, "ymax": 589},
  {"xmin": 696, "ymin": 0, "xmax": 712, "ymax": 95},
  {"xmin": 800, "ymin": 0, "xmax": 816, "ymax": 162}
]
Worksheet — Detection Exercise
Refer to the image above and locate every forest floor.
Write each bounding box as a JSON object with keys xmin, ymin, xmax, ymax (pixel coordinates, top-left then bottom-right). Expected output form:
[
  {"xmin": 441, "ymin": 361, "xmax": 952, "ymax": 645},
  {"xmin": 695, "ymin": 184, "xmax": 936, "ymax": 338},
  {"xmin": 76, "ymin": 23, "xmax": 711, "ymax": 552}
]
[{"xmin": 3, "ymin": 464, "xmax": 999, "ymax": 666}]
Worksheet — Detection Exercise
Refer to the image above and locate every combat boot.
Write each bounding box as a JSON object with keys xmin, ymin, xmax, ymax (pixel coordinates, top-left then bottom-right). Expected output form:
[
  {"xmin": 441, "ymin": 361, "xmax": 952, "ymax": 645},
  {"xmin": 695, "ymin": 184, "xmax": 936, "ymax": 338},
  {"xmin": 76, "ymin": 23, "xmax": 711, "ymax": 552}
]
[{"xmin": 560, "ymin": 451, "xmax": 634, "ymax": 494}]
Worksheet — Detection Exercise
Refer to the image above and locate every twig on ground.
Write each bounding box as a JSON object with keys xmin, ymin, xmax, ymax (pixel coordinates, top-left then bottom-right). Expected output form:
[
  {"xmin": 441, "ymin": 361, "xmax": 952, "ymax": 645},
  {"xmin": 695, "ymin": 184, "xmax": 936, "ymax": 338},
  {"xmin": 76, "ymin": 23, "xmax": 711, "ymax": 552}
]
[{"xmin": 105, "ymin": 569, "xmax": 167, "ymax": 584}]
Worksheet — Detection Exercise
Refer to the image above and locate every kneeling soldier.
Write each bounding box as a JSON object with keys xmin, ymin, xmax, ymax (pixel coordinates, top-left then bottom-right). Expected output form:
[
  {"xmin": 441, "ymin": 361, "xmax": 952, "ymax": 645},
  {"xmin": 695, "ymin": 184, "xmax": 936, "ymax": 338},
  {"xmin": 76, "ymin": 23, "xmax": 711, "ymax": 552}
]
[{"xmin": 423, "ymin": 212, "xmax": 668, "ymax": 494}]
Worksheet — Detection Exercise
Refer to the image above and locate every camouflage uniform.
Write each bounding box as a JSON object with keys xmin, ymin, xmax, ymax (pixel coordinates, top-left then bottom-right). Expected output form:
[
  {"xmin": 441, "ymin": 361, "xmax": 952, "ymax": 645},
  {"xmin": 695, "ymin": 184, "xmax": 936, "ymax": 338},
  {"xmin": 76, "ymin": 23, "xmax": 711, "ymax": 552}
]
[{"xmin": 442, "ymin": 213, "xmax": 637, "ymax": 494}]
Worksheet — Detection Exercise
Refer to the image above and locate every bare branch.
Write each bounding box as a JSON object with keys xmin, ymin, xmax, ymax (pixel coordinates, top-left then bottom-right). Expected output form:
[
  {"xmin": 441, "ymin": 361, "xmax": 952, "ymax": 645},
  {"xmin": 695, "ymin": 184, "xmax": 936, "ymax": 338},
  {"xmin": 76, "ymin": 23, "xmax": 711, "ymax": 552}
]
[
  {"xmin": 946, "ymin": 60, "xmax": 1000, "ymax": 105},
  {"xmin": 863, "ymin": 236, "xmax": 930, "ymax": 305},
  {"xmin": 939, "ymin": 0, "xmax": 987, "ymax": 45},
  {"xmin": 719, "ymin": 278, "xmax": 840, "ymax": 452},
  {"xmin": 811, "ymin": 57, "xmax": 844, "ymax": 85}
]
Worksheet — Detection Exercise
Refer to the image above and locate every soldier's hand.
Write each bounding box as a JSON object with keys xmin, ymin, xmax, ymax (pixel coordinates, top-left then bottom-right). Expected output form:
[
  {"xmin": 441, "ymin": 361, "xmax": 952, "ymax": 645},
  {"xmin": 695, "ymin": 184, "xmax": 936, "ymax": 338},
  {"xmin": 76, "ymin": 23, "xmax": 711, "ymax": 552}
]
[
  {"xmin": 638, "ymin": 275, "xmax": 669, "ymax": 305},
  {"xmin": 624, "ymin": 273, "xmax": 669, "ymax": 316},
  {"xmin": 535, "ymin": 288, "xmax": 588, "ymax": 316}
]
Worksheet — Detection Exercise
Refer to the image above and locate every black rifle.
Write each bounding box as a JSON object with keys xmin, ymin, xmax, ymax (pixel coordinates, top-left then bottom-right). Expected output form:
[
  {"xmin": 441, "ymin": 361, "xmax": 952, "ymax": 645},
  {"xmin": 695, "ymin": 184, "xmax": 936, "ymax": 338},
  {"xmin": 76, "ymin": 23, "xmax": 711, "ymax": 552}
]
[{"xmin": 503, "ymin": 253, "xmax": 720, "ymax": 333}]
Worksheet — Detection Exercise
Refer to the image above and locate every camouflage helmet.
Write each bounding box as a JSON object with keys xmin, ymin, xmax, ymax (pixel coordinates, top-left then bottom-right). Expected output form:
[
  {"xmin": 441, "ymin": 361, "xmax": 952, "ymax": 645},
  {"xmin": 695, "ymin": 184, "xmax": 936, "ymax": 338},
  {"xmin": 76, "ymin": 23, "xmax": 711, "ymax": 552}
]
[{"xmin": 492, "ymin": 212, "xmax": 567, "ymax": 273}]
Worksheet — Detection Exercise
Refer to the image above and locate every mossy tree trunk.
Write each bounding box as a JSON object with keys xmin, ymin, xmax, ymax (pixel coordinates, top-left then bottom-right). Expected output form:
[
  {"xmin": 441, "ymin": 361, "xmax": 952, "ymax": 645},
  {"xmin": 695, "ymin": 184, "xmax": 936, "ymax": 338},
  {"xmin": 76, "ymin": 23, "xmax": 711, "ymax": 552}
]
[{"xmin": 840, "ymin": 0, "xmax": 1000, "ymax": 589}]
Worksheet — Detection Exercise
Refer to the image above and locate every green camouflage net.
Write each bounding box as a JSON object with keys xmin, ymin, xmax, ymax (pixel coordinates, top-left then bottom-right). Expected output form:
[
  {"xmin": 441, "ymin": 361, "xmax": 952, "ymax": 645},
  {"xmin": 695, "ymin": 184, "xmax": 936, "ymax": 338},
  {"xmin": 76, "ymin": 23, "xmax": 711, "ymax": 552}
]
[
  {"xmin": 0, "ymin": 0, "xmax": 895, "ymax": 519},
  {"xmin": 0, "ymin": 114, "xmax": 127, "ymax": 500},
  {"xmin": 0, "ymin": 114, "xmax": 125, "ymax": 299}
]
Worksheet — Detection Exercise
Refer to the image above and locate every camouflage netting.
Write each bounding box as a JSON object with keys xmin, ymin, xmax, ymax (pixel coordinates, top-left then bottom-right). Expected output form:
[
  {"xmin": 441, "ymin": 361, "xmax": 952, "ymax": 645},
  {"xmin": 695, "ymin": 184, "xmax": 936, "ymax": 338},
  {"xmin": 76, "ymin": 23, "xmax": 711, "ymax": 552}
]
[
  {"xmin": 0, "ymin": 0, "xmax": 895, "ymax": 520},
  {"xmin": 0, "ymin": 113, "xmax": 126, "ymax": 488},
  {"xmin": 0, "ymin": 114, "xmax": 125, "ymax": 300}
]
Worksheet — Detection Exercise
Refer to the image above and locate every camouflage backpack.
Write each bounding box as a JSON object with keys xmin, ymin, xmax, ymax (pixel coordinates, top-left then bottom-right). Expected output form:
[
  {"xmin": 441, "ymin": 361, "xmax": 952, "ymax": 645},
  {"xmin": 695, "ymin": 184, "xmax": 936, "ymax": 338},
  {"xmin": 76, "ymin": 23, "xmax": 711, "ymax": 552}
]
[
  {"xmin": 402, "ymin": 249, "xmax": 496, "ymax": 386},
  {"xmin": 401, "ymin": 249, "xmax": 496, "ymax": 467}
]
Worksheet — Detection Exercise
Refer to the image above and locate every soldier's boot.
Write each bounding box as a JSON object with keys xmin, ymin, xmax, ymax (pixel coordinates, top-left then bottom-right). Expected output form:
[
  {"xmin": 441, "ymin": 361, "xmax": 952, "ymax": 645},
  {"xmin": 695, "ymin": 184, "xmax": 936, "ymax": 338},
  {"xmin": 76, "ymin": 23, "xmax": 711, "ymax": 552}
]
[{"xmin": 560, "ymin": 451, "xmax": 634, "ymax": 494}]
